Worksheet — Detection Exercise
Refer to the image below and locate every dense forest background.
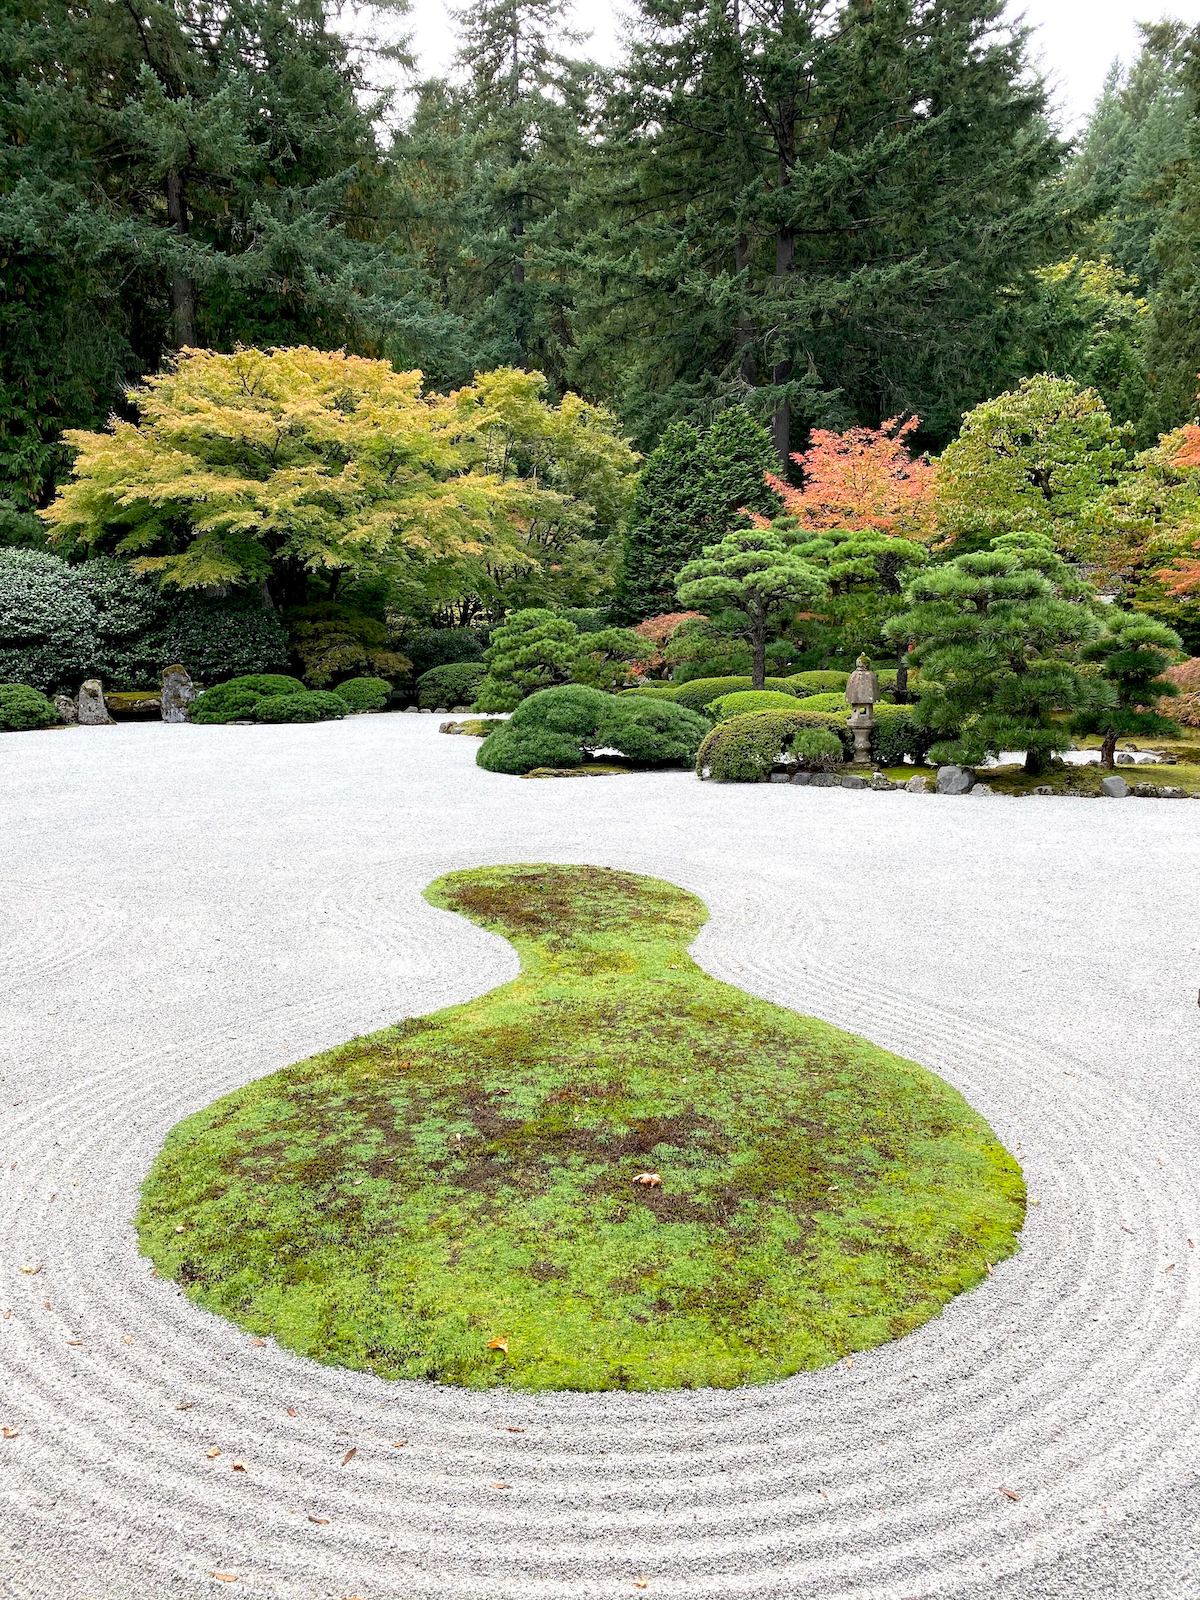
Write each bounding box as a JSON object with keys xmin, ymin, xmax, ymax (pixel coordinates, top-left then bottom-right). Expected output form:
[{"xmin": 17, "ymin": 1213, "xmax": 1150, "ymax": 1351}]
[{"xmin": 3, "ymin": 0, "xmax": 1200, "ymax": 534}]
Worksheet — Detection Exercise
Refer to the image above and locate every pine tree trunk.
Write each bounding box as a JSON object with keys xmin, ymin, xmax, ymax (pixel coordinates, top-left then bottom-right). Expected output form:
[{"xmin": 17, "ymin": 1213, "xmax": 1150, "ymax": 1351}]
[
  {"xmin": 895, "ymin": 648, "xmax": 909, "ymax": 704},
  {"xmin": 165, "ymin": 168, "xmax": 196, "ymax": 348},
  {"xmin": 751, "ymin": 604, "xmax": 766, "ymax": 689},
  {"xmin": 734, "ymin": 236, "xmax": 756, "ymax": 386},
  {"xmin": 1023, "ymin": 747, "xmax": 1047, "ymax": 776},
  {"xmin": 1100, "ymin": 730, "xmax": 1118, "ymax": 769}
]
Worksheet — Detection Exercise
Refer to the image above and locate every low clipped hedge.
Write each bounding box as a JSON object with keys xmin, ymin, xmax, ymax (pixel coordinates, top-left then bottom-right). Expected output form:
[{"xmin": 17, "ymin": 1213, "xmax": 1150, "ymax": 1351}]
[
  {"xmin": 251, "ymin": 691, "xmax": 348, "ymax": 724},
  {"xmin": 190, "ymin": 674, "xmax": 306, "ymax": 725},
  {"xmin": 417, "ymin": 661, "xmax": 486, "ymax": 710},
  {"xmin": 0, "ymin": 683, "xmax": 59, "ymax": 731},
  {"xmin": 478, "ymin": 685, "xmax": 709, "ymax": 775},
  {"xmin": 697, "ymin": 710, "xmax": 855, "ymax": 781},
  {"xmin": 788, "ymin": 670, "xmax": 849, "ymax": 693},
  {"xmin": 708, "ymin": 690, "xmax": 805, "ymax": 722},
  {"xmin": 624, "ymin": 675, "xmax": 802, "ymax": 715},
  {"xmin": 334, "ymin": 676, "xmax": 393, "ymax": 712},
  {"xmin": 790, "ymin": 691, "xmax": 851, "ymax": 715}
]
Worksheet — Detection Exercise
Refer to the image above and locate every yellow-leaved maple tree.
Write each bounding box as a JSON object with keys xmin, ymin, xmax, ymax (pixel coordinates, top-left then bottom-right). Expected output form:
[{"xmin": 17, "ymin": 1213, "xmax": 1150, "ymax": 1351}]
[{"xmin": 42, "ymin": 347, "xmax": 637, "ymax": 605}]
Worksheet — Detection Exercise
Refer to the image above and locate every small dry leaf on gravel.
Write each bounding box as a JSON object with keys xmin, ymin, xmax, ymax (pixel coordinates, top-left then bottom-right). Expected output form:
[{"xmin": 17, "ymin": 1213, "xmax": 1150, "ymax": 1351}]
[
  {"xmin": 490, "ymin": 1481, "xmax": 510, "ymax": 1489},
  {"xmin": 633, "ymin": 1580, "xmax": 649, "ymax": 1591},
  {"xmin": 211, "ymin": 1574, "xmax": 239, "ymax": 1584},
  {"xmin": 231, "ymin": 1461, "xmax": 247, "ymax": 1473},
  {"xmin": 19, "ymin": 1265, "xmax": 41, "ymax": 1275},
  {"xmin": 2, "ymin": 1427, "xmax": 19, "ymax": 1440},
  {"xmin": 487, "ymin": 1337, "xmax": 509, "ymax": 1352},
  {"xmin": 390, "ymin": 1439, "xmax": 408, "ymax": 1449},
  {"xmin": 176, "ymin": 1401, "xmax": 195, "ymax": 1411},
  {"xmin": 999, "ymin": 1486, "xmax": 1021, "ymax": 1502},
  {"xmin": 286, "ymin": 1407, "xmax": 299, "ymax": 1418},
  {"xmin": 250, "ymin": 1338, "xmax": 266, "ymax": 1347},
  {"xmin": 341, "ymin": 1446, "xmax": 357, "ymax": 1467},
  {"xmin": 632, "ymin": 1172, "xmax": 661, "ymax": 1187},
  {"xmin": 205, "ymin": 1447, "xmax": 222, "ymax": 1459},
  {"xmin": 505, "ymin": 1426, "xmax": 525, "ymax": 1434},
  {"xmin": 308, "ymin": 1515, "xmax": 330, "ymax": 1525}
]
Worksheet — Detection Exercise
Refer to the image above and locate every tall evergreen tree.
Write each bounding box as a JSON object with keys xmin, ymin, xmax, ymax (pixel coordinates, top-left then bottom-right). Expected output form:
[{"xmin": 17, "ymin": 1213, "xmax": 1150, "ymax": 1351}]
[
  {"xmin": 0, "ymin": 0, "xmax": 445, "ymax": 514},
  {"xmin": 578, "ymin": 0, "xmax": 1064, "ymax": 458},
  {"xmin": 612, "ymin": 408, "xmax": 778, "ymax": 622},
  {"xmin": 445, "ymin": 0, "xmax": 596, "ymax": 388}
]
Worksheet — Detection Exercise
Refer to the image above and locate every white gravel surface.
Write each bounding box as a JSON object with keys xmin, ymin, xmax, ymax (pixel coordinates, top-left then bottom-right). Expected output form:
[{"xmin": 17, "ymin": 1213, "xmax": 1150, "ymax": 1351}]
[{"xmin": 1, "ymin": 715, "xmax": 1198, "ymax": 1600}]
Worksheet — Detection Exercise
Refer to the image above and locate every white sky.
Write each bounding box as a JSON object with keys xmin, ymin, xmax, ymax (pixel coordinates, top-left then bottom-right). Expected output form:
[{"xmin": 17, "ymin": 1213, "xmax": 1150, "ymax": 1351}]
[{"xmin": 395, "ymin": 0, "xmax": 1200, "ymax": 131}]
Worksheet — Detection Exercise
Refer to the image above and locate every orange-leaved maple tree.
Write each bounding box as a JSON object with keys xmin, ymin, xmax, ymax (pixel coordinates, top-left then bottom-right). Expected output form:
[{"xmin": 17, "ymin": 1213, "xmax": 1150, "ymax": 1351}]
[
  {"xmin": 1156, "ymin": 424, "xmax": 1200, "ymax": 596},
  {"xmin": 628, "ymin": 611, "xmax": 704, "ymax": 677},
  {"xmin": 752, "ymin": 415, "xmax": 937, "ymax": 540}
]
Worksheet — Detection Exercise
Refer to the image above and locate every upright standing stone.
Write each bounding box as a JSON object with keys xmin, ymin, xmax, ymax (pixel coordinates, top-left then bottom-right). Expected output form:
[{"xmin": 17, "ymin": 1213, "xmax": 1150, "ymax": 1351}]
[
  {"xmin": 53, "ymin": 694, "xmax": 78, "ymax": 725},
  {"xmin": 160, "ymin": 663, "xmax": 196, "ymax": 724},
  {"xmin": 76, "ymin": 679, "xmax": 113, "ymax": 725},
  {"xmin": 1100, "ymin": 775, "xmax": 1129, "ymax": 798},
  {"xmin": 936, "ymin": 765, "xmax": 975, "ymax": 795}
]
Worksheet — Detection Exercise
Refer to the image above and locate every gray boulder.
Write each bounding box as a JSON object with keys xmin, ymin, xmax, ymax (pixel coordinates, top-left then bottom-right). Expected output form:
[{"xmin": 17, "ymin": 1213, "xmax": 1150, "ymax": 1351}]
[
  {"xmin": 790, "ymin": 772, "xmax": 811, "ymax": 786},
  {"xmin": 76, "ymin": 679, "xmax": 113, "ymax": 726},
  {"xmin": 1158, "ymin": 786, "xmax": 1188, "ymax": 799},
  {"xmin": 808, "ymin": 773, "xmax": 839, "ymax": 788},
  {"xmin": 869, "ymin": 772, "xmax": 897, "ymax": 791},
  {"xmin": 904, "ymin": 775, "xmax": 930, "ymax": 794},
  {"xmin": 936, "ymin": 764, "xmax": 975, "ymax": 795},
  {"xmin": 160, "ymin": 664, "xmax": 195, "ymax": 724},
  {"xmin": 53, "ymin": 694, "xmax": 78, "ymax": 726},
  {"xmin": 1033, "ymin": 785, "xmax": 1054, "ymax": 796},
  {"xmin": 769, "ymin": 771, "xmax": 792, "ymax": 784},
  {"xmin": 1100, "ymin": 775, "xmax": 1129, "ymax": 799},
  {"xmin": 970, "ymin": 782, "xmax": 994, "ymax": 795},
  {"xmin": 840, "ymin": 774, "xmax": 868, "ymax": 790}
]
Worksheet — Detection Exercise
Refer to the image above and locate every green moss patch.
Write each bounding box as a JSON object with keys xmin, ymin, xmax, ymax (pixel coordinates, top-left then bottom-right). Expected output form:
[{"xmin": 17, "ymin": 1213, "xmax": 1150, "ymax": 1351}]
[{"xmin": 138, "ymin": 865, "xmax": 1024, "ymax": 1391}]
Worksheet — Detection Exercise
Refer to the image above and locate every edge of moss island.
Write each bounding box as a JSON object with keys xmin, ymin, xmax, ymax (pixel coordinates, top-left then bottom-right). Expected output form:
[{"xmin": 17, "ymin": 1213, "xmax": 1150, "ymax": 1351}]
[{"xmin": 137, "ymin": 865, "xmax": 1025, "ymax": 1392}]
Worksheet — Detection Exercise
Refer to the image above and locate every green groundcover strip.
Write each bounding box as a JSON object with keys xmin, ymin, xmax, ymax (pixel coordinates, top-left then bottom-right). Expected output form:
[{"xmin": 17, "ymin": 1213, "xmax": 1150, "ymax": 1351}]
[{"xmin": 138, "ymin": 865, "xmax": 1024, "ymax": 1391}]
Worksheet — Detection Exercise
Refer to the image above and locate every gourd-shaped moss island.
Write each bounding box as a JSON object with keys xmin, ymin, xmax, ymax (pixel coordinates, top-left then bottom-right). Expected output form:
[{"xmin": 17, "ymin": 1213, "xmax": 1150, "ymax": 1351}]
[{"xmin": 138, "ymin": 866, "xmax": 1024, "ymax": 1391}]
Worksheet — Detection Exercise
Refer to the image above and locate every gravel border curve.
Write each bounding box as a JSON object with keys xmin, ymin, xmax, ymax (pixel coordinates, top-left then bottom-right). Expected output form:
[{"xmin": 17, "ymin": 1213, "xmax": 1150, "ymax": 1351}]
[{"xmin": 1, "ymin": 715, "xmax": 1198, "ymax": 1600}]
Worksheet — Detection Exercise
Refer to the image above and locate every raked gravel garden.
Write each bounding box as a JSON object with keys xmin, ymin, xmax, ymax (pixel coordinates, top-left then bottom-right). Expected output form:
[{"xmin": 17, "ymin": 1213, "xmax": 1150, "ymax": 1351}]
[{"xmin": 2, "ymin": 712, "xmax": 1198, "ymax": 1600}]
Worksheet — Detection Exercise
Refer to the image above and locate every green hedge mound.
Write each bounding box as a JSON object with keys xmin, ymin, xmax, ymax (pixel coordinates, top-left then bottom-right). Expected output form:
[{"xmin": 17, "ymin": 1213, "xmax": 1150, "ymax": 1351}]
[
  {"xmin": 251, "ymin": 691, "xmax": 348, "ymax": 724},
  {"xmin": 478, "ymin": 685, "xmax": 708, "ymax": 775},
  {"xmin": 0, "ymin": 683, "xmax": 59, "ymax": 731},
  {"xmin": 190, "ymin": 674, "xmax": 306, "ymax": 725},
  {"xmin": 334, "ymin": 676, "xmax": 393, "ymax": 712},
  {"xmin": 417, "ymin": 662, "xmax": 487, "ymax": 709}
]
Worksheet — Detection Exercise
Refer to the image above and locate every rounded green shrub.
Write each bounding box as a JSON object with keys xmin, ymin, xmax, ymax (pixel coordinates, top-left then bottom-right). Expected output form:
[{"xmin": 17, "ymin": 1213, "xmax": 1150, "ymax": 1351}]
[
  {"xmin": 790, "ymin": 691, "xmax": 851, "ymax": 716},
  {"xmin": 478, "ymin": 685, "xmax": 708, "ymax": 775},
  {"xmin": 0, "ymin": 683, "xmax": 59, "ymax": 731},
  {"xmin": 707, "ymin": 690, "xmax": 803, "ymax": 722},
  {"xmin": 788, "ymin": 669, "xmax": 850, "ymax": 693},
  {"xmin": 792, "ymin": 728, "xmax": 844, "ymax": 770},
  {"xmin": 0, "ymin": 550, "xmax": 97, "ymax": 692},
  {"xmin": 417, "ymin": 661, "xmax": 487, "ymax": 709},
  {"xmin": 511, "ymin": 684, "xmax": 610, "ymax": 735},
  {"xmin": 697, "ymin": 710, "xmax": 852, "ymax": 781},
  {"xmin": 655, "ymin": 675, "xmax": 801, "ymax": 714},
  {"xmin": 251, "ymin": 691, "xmax": 348, "ymax": 724},
  {"xmin": 597, "ymin": 697, "xmax": 710, "ymax": 764},
  {"xmin": 334, "ymin": 676, "xmax": 393, "ymax": 712},
  {"xmin": 189, "ymin": 674, "xmax": 305, "ymax": 725},
  {"xmin": 870, "ymin": 709, "xmax": 935, "ymax": 766},
  {"xmin": 477, "ymin": 725, "xmax": 584, "ymax": 774}
]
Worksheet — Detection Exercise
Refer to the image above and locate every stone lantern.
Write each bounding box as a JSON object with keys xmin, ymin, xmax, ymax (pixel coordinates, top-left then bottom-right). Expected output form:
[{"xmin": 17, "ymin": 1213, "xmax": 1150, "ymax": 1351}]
[{"xmin": 844, "ymin": 653, "xmax": 878, "ymax": 767}]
